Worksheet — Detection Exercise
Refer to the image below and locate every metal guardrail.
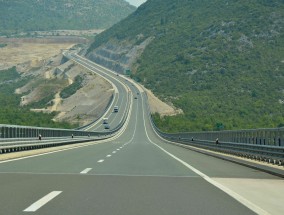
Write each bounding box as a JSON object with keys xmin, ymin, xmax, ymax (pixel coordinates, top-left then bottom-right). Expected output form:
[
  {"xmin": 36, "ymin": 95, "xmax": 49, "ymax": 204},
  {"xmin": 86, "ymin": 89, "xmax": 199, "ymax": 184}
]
[
  {"xmin": 0, "ymin": 88, "xmax": 131, "ymax": 154},
  {"xmin": 162, "ymin": 127, "xmax": 284, "ymax": 147},
  {"xmin": 143, "ymin": 92, "xmax": 284, "ymax": 165},
  {"xmin": 0, "ymin": 58, "xmax": 132, "ymax": 155},
  {"xmin": 0, "ymin": 137, "xmax": 107, "ymax": 155}
]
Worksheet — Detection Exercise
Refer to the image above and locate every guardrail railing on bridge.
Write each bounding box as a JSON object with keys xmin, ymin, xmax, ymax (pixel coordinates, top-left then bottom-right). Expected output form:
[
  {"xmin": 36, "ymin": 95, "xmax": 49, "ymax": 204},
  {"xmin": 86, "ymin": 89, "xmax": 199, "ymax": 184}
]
[
  {"xmin": 0, "ymin": 90, "xmax": 131, "ymax": 154},
  {"xmin": 144, "ymin": 92, "xmax": 284, "ymax": 166}
]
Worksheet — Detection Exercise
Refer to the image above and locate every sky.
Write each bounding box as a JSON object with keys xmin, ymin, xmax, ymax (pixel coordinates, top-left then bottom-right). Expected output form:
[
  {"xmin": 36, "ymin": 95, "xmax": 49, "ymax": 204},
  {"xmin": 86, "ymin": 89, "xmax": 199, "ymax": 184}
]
[{"xmin": 125, "ymin": 0, "xmax": 147, "ymax": 7}]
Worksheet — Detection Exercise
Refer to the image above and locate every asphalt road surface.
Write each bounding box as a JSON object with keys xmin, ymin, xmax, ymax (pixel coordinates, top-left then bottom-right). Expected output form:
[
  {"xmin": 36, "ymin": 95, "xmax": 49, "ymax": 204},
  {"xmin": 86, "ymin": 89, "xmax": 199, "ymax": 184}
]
[{"xmin": 0, "ymin": 56, "xmax": 283, "ymax": 215}]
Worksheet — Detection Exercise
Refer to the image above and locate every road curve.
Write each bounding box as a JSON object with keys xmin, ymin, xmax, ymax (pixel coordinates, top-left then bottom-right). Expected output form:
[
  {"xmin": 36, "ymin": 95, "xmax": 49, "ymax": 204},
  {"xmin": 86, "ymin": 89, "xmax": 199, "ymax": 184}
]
[{"xmin": 0, "ymin": 55, "xmax": 283, "ymax": 215}]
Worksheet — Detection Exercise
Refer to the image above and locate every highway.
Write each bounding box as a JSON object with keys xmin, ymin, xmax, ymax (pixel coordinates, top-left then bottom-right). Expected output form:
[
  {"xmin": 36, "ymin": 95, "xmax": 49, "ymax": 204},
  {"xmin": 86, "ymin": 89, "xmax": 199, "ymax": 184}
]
[
  {"xmin": 0, "ymin": 55, "xmax": 283, "ymax": 215},
  {"xmin": 70, "ymin": 54, "xmax": 130, "ymax": 133}
]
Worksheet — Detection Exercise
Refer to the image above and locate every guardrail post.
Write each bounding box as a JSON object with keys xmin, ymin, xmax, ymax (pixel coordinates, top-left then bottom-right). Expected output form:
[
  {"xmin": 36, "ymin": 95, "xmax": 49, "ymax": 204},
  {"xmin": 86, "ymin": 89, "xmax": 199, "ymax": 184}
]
[
  {"xmin": 15, "ymin": 127, "xmax": 18, "ymax": 138},
  {"xmin": 13, "ymin": 127, "xmax": 16, "ymax": 138},
  {"xmin": 0, "ymin": 127, "xmax": 4, "ymax": 138},
  {"xmin": 20, "ymin": 128, "xmax": 24, "ymax": 138},
  {"xmin": 4, "ymin": 127, "xmax": 8, "ymax": 138},
  {"xmin": 8, "ymin": 127, "xmax": 12, "ymax": 138}
]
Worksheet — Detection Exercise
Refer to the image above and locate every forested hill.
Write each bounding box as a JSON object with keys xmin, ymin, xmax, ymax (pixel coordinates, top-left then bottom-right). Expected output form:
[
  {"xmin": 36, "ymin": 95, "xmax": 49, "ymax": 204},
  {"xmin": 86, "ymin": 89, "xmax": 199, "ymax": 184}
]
[
  {"xmin": 89, "ymin": 0, "xmax": 284, "ymax": 132},
  {"xmin": 0, "ymin": 0, "xmax": 135, "ymax": 33}
]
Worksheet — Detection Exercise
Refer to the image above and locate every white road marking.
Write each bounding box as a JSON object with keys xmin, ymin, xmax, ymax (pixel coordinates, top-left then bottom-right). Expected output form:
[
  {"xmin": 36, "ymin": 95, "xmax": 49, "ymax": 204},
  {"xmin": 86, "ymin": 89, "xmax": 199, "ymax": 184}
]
[
  {"xmin": 98, "ymin": 159, "xmax": 104, "ymax": 163},
  {"xmin": 117, "ymin": 149, "xmax": 120, "ymax": 151},
  {"xmin": 80, "ymin": 168, "xmax": 92, "ymax": 174},
  {"xmin": 23, "ymin": 191, "xmax": 62, "ymax": 212},
  {"xmin": 120, "ymin": 147, "xmax": 123, "ymax": 149},
  {"xmin": 112, "ymin": 151, "xmax": 116, "ymax": 154},
  {"xmin": 140, "ymin": 93, "xmax": 270, "ymax": 215},
  {"xmin": 106, "ymin": 155, "xmax": 111, "ymax": 157}
]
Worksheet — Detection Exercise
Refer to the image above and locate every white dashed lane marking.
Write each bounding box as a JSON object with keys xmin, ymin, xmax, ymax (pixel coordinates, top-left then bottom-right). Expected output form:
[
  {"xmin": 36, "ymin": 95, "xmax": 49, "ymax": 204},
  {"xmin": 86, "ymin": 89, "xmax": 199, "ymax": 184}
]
[
  {"xmin": 80, "ymin": 168, "xmax": 92, "ymax": 174},
  {"xmin": 23, "ymin": 191, "xmax": 62, "ymax": 212},
  {"xmin": 106, "ymin": 155, "xmax": 111, "ymax": 157},
  {"xmin": 98, "ymin": 159, "xmax": 104, "ymax": 163},
  {"xmin": 112, "ymin": 151, "xmax": 116, "ymax": 154}
]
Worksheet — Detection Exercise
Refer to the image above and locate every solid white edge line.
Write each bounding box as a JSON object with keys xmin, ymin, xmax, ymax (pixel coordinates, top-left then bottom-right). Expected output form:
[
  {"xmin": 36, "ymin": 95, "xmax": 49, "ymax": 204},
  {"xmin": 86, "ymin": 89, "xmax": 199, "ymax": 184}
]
[
  {"xmin": 140, "ymin": 91, "xmax": 270, "ymax": 215},
  {"xmin": 80, "ymin": 168, "xmax": 92, "ymax": 174},
  {"xmin": 23, "ymin": 191, "xmax": 62, "ymax": 212}
]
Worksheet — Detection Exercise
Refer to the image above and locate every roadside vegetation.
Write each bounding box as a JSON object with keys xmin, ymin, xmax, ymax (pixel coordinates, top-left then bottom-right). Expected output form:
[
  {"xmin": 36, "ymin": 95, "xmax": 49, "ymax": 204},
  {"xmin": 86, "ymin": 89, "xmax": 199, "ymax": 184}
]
[
  {"xmin": 60, "ymin": 75, "xmax": 84, "ymax": 99},
  {"xmin": 27, "ymin": 78, "xmax": 69, "ymax": 109},
  {"xmin": 0, "ymin": 44, "xmax": 7, "ymax": 48},
  {"xmin": 0, "ymin": 67, "xmax": 77, "ymax": 128},
  {"xmin": 89, "ymin": 0, "xmax": 284, "ymax": 132}
]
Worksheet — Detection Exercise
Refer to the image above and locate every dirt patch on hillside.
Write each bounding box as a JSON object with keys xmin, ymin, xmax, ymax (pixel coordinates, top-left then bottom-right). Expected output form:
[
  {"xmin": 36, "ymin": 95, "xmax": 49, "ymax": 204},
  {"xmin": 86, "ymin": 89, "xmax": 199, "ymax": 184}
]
[
  {"xmin": 144, "ymin": 88, "xmax": 183, "ymax": 117},
  {"xmin": 125, "ymin": 78, "xmax": 182, "ymax": 117},
  {"xmin": 53, "ymin": 66, "xmax": 113, "ymax": 126},
  {"xmin": 17, "ymin": 58, "xmax": 113, "ymax": 126},
  {"xmin": 31, "ymin": 29, "xmax": 104, "ymax": 37},
  {"xmin": 0, "ymin": 42, "xmax": 74, "ymax": 71},
  {"xmin": 0, "ymin": 38, "xmax": 113, "ymax": 126}
]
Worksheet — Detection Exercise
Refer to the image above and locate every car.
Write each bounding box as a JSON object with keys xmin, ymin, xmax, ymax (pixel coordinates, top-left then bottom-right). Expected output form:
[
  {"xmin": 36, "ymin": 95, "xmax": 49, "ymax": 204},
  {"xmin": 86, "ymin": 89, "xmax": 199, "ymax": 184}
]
[
  {"xmin": 104, "ymin": 124, "xmax": 110, "ymax": 129},
  {"xmin": 134, "ymin": 96, "xmax": 137, "ymax": 99},
  {"xmin": 103, "ymin": 118, "xmax": 108, "ymax": 124},
  {"xmin": 114, "ymin": 106, "xmax": 119, "ymax": 112}
]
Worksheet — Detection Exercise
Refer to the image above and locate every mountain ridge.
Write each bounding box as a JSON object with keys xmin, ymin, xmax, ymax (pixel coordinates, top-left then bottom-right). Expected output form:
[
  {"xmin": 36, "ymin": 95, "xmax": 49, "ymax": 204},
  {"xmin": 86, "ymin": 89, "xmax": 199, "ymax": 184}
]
[
  {"xmin": 88, "ymin": 0, "xmax": 284, "ymax": 132},
  {"xmin": 0, "ymin": 0, "xmax": 136, "ymax": 34}
]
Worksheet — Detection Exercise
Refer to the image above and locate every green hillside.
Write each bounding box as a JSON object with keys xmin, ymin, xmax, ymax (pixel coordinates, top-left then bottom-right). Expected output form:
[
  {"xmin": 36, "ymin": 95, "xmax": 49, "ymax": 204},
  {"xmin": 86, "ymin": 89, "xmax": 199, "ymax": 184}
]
[
  {"xmin": 0, "ymin": 0, "xmax": 135, "ymax": 34},
  {"xmin": 89, "ymin": 0, "xmax": 284, "ymax": 132},
  {"xmin": 0, "ymin": 67, "xmax": 76, "ymax": 128}
]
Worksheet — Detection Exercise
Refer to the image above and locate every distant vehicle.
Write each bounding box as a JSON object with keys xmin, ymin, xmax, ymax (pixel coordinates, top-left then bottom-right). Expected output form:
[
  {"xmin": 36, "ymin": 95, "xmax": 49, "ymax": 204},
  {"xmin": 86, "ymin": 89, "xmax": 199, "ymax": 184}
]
[
  {"xmin": 104, "ymin": 124, "xmax": 110, "ymax": 129},
  {"xmin": 103, "ymin": 118, "xmax": 108, "ymax": 124},
  {"xmin": 134, "ymin": 96, "xmax": 137, "ymax": 99},
  {"xmin": 137, "ymin": 92, "xmax": 139, "ymax": 95},
  {"xmin": 114, "ymin": 106, "xmax": 119, "ymax": 112}
]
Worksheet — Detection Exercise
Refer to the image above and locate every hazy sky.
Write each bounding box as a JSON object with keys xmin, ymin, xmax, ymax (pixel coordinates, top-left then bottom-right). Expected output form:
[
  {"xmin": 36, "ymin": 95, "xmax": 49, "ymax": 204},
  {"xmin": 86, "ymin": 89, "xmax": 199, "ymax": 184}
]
[{"xmin": 125, "ymin": 0, "xmax": 147, "ymax": 7}]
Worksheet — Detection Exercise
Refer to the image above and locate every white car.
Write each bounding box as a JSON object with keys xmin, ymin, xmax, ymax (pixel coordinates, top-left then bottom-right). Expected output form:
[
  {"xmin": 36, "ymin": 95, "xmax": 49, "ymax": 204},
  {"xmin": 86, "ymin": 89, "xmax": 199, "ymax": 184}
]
[{"xmin": 103, "ymin": 118, "xmax": 108, "ymax": 124}]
